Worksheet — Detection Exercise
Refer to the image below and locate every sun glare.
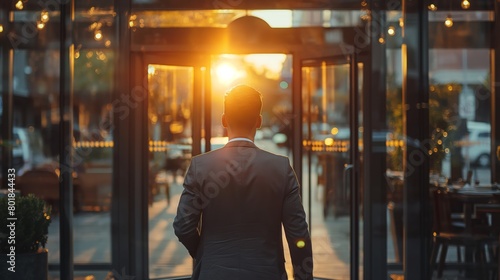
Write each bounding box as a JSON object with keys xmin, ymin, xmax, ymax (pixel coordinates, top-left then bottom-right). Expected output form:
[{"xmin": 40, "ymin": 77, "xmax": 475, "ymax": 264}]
[
  {"xmin": 244, "ymin": 54, "xmax": 287, "ymax": 80},
  {"xmin": 215, "ymin": 62, "xmax": 244, "ymax": 85}
]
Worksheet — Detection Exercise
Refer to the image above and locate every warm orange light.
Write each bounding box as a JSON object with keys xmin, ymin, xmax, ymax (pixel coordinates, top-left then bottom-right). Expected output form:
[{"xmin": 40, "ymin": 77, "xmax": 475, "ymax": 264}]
[
  {"xmin": 94, "ymin": 30, "xmax": 103, "ymax": 41},
  {"xmin": 388, "ymin": 26, "xmax": 396, "ymax": 36},
  {"xmin": 324, "ymin": 138, "xmax": 334, "ymax": 146},
  {"xmin": 15, "ymin": 0, "xmax": 23, "ymax": 10},
  {"xmin": 461, "ymin": 0, "xmax": 471, "ymax": 9},
  {"xmin": 41, "ymin": 11, "xmax": 50, "ymax": 23},
  {"xmin": 331, "ymin": 127, "xmax": 339, "ymax": 135},
  {"xmin": 215, "ymin": 63, "xmax": 242, "ymax": 85},
  {"xmin": 428, "ymin": 4, "xmax": 438, "ymax": 11},
  {"xmin": 444, "ymin": 15, "xmax": 453, "ymax": 27}
]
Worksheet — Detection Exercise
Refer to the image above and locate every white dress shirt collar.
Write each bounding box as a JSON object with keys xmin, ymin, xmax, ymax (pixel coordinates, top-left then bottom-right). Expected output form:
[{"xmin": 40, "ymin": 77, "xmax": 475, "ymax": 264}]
[{"xmin": 227, "ymin": 137, "xmax": 253, "ymax": 143}]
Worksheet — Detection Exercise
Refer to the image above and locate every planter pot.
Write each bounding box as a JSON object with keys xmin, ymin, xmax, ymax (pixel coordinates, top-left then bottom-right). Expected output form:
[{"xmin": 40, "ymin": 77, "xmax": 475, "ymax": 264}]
[{"xmin": 0, "ymin": 249, "xmax": 48, "ymax": 280}]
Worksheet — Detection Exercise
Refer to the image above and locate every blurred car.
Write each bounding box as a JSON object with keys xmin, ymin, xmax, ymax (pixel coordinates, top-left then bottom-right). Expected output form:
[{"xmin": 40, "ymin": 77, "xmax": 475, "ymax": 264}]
[
  {"xmin": 461, "ymin": 121, "xmax": 491, "ymax": 167},
  {"xmin": 13, "ymin": 127, "xmax": 47, "ymax": 175}
]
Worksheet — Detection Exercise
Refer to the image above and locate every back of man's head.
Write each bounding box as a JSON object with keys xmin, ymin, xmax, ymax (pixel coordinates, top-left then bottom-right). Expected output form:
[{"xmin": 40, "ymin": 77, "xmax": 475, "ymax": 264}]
[{"xmin": 224, "ymin": 85, "xmax": 262, "ymax": 129}]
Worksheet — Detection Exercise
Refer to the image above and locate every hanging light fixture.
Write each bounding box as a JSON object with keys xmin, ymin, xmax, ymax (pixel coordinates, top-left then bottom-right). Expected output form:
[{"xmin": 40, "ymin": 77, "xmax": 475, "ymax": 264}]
[
  {"xmin": 461, "ymin": 0, "xmax": 471, "ymax": 9},
  {"xmin": 40, "ymin": 11, "xmax": 49, "ymax": 23},
  {"xmin": 378, "ymin": 35, "xmax": 385, "ymax": 44},
  {"xmin": 444, "ymin": 0, "xmax": 453, "ymax": 28},
  {"xmin": 444, "ymin": 14, "xmax": 453, "ymax": 27},
  {"xmin": 15, "ymin": 0, "xmax": 24, "ymax": 10},
  {"xmin": 428, "ymin": 4, "xmax": 438, "ymax": 11},
  {"xmin": 387, "ymin": 26, "xmax": 396, "ymax": 36},
  {"xmin": 94, "ymin": 30, "xmax": 103, "ymax": 41}
]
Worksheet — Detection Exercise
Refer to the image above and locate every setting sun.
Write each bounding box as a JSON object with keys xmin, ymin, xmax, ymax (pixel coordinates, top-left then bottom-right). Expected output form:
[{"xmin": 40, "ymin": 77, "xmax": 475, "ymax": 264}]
[{"xmin": 215, "ymin": 62, "xmax": 245, "ymax": 85}]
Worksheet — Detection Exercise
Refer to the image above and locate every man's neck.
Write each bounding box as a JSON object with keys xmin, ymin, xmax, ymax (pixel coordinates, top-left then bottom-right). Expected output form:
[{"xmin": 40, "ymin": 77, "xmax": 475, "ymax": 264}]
[{"xmin": 226, "ymin": 129, "xmax": 256, "ymax": 142}]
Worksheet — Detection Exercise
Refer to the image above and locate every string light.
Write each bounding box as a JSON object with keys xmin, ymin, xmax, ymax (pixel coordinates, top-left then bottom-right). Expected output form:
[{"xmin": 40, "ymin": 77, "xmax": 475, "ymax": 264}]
[
  {"xmin": 387, "ymin": 26, "xmax": 396, "ymax": 36},
  {"xmin": 461, "ymin": 0, "xmax": 471, "ymax": 9},
  {"xmin": 428, "ymin": 4, "xmax": 438, "ymax": 11},
  {"xmin": 94, "ymin": 30, "xmax": 103, "ymax": 41},
  {"xmin": 41, "ymin": 11, "xmax": 50, "ymax": 23},
  {"xmin": 360, "ymin": 0, "xmax": 371, "ymax": 21},
  {"xmin": 444, "ymin": 14, "xmax": 453, "ymax": 27},
  {"xmin": 15, "ymin": 0, "xmax": 24, "ymax": 10},
  {"xmin": 0, "ymin": 25, "xmax": 3, "ymax": 33},
  {"xmin": 37, "ymin": 21, "xmax": 45, "ymax": 30}
]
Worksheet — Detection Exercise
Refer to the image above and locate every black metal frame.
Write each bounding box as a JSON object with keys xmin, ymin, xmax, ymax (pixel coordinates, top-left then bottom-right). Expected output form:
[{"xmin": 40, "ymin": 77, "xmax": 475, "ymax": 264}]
[
  {"xmin": 362, "ymin": 2, "xmax": 388, "ymax": 279},
  {"xmin": 402, "ymin": 0, "xmax": 431, "ymax": 279},
  {"xmin": 493, "ymin": 0, "xmax": 500, "ymax": 184},
  {"xmin": 59, "ymin": 1, "xmax": 75, "ymax": 279},
  {"xmin": 1, "ymin": 1, "xmax": 13, "ymax": 190}
]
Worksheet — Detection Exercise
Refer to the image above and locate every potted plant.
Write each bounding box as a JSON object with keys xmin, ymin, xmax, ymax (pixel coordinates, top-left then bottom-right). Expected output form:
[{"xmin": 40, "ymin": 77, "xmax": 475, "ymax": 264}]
[{"xmin": 0, "ymin": 193, "xmax": 52, "ymax": 280}]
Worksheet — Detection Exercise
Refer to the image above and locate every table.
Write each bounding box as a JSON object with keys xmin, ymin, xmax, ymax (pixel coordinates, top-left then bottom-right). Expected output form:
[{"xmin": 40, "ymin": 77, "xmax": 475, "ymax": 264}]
[
  {"xmin": 449, "ymin": 189, "xmax": 499, "ymax": 277},
  {"xmin": 475, "ymin": 203, "xmax": 500, "ymax": 280},
  {"xmin": 450, "ymin": 189, "xmax": 499, "ymax": 233}
]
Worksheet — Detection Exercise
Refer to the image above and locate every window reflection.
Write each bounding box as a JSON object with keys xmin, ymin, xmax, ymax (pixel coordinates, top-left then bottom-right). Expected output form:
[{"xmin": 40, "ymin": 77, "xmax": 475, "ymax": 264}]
[
  {"xmin": 429, "ymin": 49, "xmax": 491, "ymax": 184},
  {"xmin": 129, "ymin": 10, "xmax": 363, "ymax": 28}
]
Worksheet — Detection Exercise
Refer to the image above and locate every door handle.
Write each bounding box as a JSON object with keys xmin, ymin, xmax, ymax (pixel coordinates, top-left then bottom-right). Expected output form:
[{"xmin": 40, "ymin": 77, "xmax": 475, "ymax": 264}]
[{"xmin": 343, "ymin": 164, "xmax": 354, "ymax": 193}]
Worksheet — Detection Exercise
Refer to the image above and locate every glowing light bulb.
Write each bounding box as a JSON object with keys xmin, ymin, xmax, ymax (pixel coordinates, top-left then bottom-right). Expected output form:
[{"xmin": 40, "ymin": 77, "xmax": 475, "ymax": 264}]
[
  {"xmin": 428, "ymin": 4, "xmax": 438, "ymax": 11},
  {"xmin": 387, "ymin": 26, "xmax": 396, "ymax": 36},
  {"xmin": 15, "ymin": 0, "xmax": 23, "ymax": 10},
  {"xmin": 94, "ymin": 30, "xmax": 103, "ymax": 41},
  {"xmin": 461, "ymin": 0, "xmax": 471, "ymax": 9},
  {"xmin": 444, "ymin": 15, "xmax": 453, "ymax": 27},
  {"xmin": 0, "ymin": 25, "xmax": 3, "ymax": 33},
  {"xmin": 41, "ymin": 11, "xmax": 49, "ymax": 23},
  {"xmin": 37, "ymin": 21, "xmax": 45, "ymax": 29},
  {"xmin": 378, "ymin": 36, "xmax": 385, "ymax": 44}
]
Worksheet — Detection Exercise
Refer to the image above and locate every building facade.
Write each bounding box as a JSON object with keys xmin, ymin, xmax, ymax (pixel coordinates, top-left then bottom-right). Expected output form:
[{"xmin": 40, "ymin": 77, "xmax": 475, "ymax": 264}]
[{"xmin": 1, "ymin": 0, "xmax": 499, "ymax": 279}]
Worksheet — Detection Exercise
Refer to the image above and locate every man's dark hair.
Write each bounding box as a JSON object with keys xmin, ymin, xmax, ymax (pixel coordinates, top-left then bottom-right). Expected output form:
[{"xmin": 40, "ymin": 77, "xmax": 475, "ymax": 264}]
[{"xmin": 224, "ymin": 85, "xmax": 262, "ymax": 128}]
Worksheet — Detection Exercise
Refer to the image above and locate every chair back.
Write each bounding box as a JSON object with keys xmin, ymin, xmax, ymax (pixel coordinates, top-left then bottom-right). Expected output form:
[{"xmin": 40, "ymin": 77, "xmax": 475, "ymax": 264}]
[{"xmin": 431, "ymin": 188, "xmax": 453, "ymax": 233}]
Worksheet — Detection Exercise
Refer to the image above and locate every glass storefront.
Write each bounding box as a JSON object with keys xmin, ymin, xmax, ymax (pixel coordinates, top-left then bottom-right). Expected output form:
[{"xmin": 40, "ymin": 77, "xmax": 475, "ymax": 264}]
[{"xmin": 1, "ymin": 0, "xmax": 498, "ymax": 279}]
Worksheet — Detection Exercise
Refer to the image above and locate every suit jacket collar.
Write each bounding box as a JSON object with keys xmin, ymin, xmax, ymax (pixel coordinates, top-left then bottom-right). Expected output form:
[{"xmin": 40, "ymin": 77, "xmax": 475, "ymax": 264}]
[{"xmin": 223, "ymin": 140, "xmax": 257, "ymax": 149}]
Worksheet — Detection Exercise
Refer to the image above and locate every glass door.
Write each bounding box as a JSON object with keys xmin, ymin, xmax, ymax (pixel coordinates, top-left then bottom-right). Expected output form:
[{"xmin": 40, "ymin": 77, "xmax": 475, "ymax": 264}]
[
  {"xmin": 301, "ymin": 55, "xmax": 363, "ymax": 279},
  {"xmin": 144, "ymin": 54, "xmax": 209, "ymax": 279}
]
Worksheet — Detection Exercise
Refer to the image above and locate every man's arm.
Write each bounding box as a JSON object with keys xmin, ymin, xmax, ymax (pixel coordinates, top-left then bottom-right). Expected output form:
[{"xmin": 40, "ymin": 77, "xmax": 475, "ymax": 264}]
[
  {"xmin": 173, "ymin": 159, "xmax": 202, "ymax": 258},
  {"xmin": 282, "ymin": 163, "xmax": 313, "ymax": 280}
]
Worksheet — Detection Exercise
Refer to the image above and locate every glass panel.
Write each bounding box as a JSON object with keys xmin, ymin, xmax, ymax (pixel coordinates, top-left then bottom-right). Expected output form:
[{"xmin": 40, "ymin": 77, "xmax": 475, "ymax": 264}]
[
  {"xmin": 386, "ymin": 47, "xmax": 403, "ymax": 266},
  {"xmin": 429, "ymin": 49, "xmax": 491, "ymax": 185},
  {"xmin": 10, "ymin": 49, "xmax": 61, "ymax": 264},
  {"xmin": 148, "ymin": 64, "xmax": 194, "ymax": 279},
  {"xmin": 129, "ymin": 10, "xmax": 363, "ymax": 28},
  {"xmin": 302, "ymin": 61, "xmax": 351, "ymax": 279},
  {"xmin": 71, "ymin": 47, "xmax": 115, "ymax": 265},
  {"xmin": 69, "ymin": 1, "xmax": 116, "ymax": 275}
]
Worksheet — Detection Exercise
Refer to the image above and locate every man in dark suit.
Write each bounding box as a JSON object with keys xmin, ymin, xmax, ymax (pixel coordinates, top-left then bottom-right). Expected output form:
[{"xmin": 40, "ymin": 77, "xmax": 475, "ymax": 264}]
[{"xmin": 173, "ymin": 85, "xmax": 313, "ymax": 280}]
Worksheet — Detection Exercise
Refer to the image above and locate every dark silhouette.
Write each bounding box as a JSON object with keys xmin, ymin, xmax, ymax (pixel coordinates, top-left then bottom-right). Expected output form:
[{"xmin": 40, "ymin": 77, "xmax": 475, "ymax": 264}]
[{"xmin": 174, "ymin": 85, "xmax": 313, "ymax": 280}]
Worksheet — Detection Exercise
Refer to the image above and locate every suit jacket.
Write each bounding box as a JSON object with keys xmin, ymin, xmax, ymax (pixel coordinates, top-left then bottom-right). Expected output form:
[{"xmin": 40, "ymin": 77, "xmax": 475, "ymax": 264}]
[{"xmin": 173, "ymin": 140, "xmax": 313, "ymax": 280}]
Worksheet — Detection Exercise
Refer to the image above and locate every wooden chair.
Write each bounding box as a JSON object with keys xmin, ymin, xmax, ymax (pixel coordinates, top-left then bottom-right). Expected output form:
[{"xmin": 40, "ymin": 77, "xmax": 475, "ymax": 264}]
[{"xmin": 430, "ymin": 188, "xmax": 497, "ymax": 279}]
